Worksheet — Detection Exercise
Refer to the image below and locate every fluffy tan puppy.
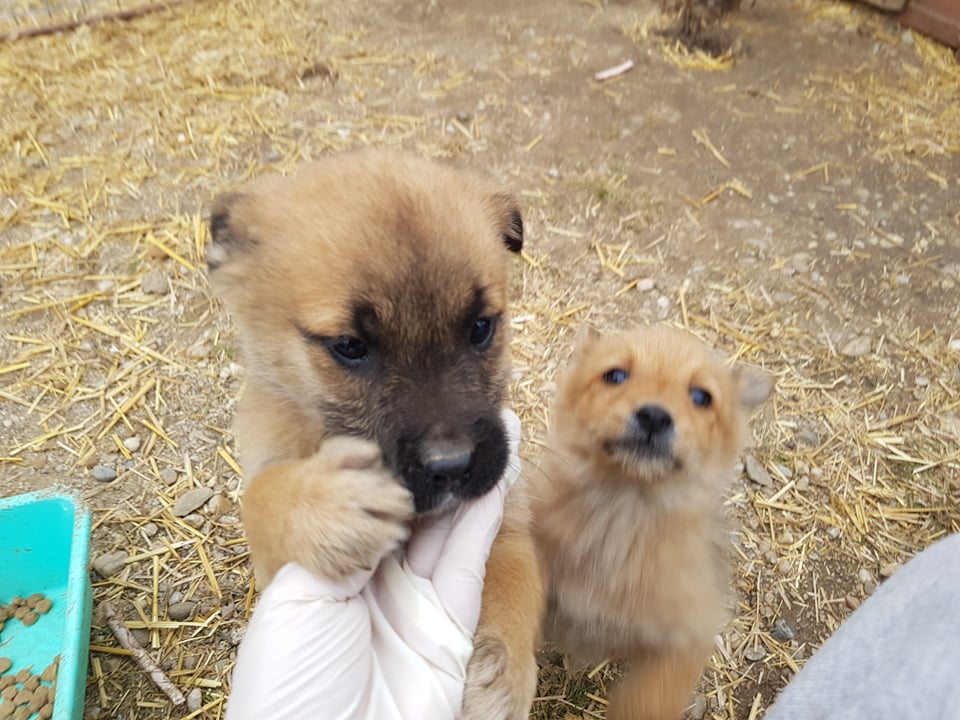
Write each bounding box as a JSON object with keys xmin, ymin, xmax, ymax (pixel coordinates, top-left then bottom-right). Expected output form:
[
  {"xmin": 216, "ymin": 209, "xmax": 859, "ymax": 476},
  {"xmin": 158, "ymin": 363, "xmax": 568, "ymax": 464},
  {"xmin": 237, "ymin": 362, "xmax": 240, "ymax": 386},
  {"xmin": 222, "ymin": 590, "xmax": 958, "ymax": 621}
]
[
  {"xmin": 207, "ymin": 149, "xmax": 542, "ymax": 719},
  {"xmin": 531, "ymin": 325, "xmax": 773, "ymax": 720}
]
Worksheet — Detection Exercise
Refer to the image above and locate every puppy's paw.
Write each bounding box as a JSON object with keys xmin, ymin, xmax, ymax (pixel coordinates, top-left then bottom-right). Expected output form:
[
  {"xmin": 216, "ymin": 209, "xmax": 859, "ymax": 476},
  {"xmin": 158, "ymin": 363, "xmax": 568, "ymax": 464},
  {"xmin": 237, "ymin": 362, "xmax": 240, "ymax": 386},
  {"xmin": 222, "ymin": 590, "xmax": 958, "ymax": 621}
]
[
  {"xmin": 462, "ymin": 631, "xmax": 538, "ymax": 720},
  {"xmin": 243, "ymin": 436, "xmax": 414, "ymax": 585}
]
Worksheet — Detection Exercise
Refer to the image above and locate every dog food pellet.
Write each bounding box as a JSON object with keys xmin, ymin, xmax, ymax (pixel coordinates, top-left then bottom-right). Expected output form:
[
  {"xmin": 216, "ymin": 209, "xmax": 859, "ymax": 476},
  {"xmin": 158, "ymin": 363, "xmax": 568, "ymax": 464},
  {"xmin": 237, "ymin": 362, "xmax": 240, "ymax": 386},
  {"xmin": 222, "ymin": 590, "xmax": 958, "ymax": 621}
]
[
  {"xmin": 11, "ymin": 671, "xmax": 28, "ymax": 687},
  {"xmin": 39, "ymin": 663, "xmax": 56, "ymax": 685},
  {"xmin": 33, "ymin": 600, "xmax": 51, "ymax": 616},
  {"xmin": 21, "ymin": 678, "xmax": 38, "ymax": 695},
  {"xmin": 0, "ymin": 688, "xmax": 14, "ymax": 702},
  {"xmin": 0, "ymin": 661, "xmax": 8, "ymax": 675},
  {"xmin": 12, "ymin": 689, "xmax": 29, "ymax": 707},
  {"xmin": 13, "ymin": 707, "xmax": 28, "ymax": 720},
  {"xmin": 38, "ymin": 704, "xmax": 53, "ymax": 720},
  {"xmin": 0, "ymin": 678, "xmax": 13, "ymax": 690},
  {"xmin": 0, "ymin": 701, "xmax": 12, "ymax": 718},
  {"xmin": 0, "ymin": 595, "xmax": 58, "ymax": 720}
]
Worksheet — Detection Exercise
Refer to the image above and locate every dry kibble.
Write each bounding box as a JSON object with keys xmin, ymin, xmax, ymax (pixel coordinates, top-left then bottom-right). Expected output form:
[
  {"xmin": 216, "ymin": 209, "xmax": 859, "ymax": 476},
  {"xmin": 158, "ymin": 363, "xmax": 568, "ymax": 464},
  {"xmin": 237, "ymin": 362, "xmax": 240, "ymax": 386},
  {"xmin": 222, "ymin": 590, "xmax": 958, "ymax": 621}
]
[
  {"xmin": 34, "ymin": 599, "xmax": 52, "ymax": 615},
  {"xmin": 12, "ymin": 706, "xmax": 28, "ymax": 720},
  {"xmin": 13, "ymin": 669, "xmax": 29, "ymax": 685},
  {"xmin": 0, "ymin": 688, "xmax": 15, "ymax": 701},
  {"xmin": 0, "ymin": 677, "xmax": 14, "ymax": 690},
  {"xmin": 0, "ymin": 700, "xmax": 11, "ymax": 718},
  {"xmin": 25, "ymin": 595, "xmax": 43, "ymax": 609},
  {"xmin": 19, "ymin": 612, "xmax": 37, "ymax": 628},
  {"xmin": 0, "ymin": 658, "xmax": 10, "ymax": 673},
  {"xmin": 12, "ymin": 689, "xmax": 29, "ymax": 707},
  {"xmin": 27, "ymin": 692, "xmax": 45, "ymax": 714},
  {"xmin": 39, "ymin": 703, "xmax": 54, "ymax": 719},
  {"xmin": 8, "ymin": 598, "xmax": 23, "ymax": 609},
  {"xmin": 40, "ymin": 663, "xmax": 57, "ymax": 683},
  {"xmin": 12, "ymin": 609, "xmax": 27, "ymax": 622},
  {"xmin": 22, "ymin": 677, "xmax": 38, "ymax": 693}
]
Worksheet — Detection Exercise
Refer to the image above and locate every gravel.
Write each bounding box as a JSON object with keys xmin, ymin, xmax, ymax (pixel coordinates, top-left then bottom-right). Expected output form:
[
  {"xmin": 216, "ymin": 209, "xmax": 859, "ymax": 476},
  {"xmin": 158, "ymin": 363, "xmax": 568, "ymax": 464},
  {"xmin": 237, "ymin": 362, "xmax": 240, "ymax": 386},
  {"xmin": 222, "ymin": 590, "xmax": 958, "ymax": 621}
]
[
  {"xmin": 93, "ymin": 551, "xmax": 128, "ymax": 578},
  {"xmin": 91, "ymin": 464, "xmax": 117, "ymax": 483},
  {"xmin": 173, "ymin": 488, "xmax": 214, "ymax": 517}
]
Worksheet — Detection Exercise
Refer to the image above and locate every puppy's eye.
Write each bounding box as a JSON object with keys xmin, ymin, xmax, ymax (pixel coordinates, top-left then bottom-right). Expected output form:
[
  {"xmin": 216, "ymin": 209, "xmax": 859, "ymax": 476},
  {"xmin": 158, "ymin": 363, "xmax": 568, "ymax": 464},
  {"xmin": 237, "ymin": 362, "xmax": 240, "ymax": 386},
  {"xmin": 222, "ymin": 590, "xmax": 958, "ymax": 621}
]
[
  {"xmin": 470, "ymin": 316, "xmax": 497, "ymax": 349},
  {"xmin": 690, "ymin": 387, "xmax": 712, "ymax": 408},
  {"xmin": 328, "ymin": 336, "xmax": 369, "ymax": 368},
  {"xmin": 602, "ymin": 368, "xmax": 629, "ymax": 385}
]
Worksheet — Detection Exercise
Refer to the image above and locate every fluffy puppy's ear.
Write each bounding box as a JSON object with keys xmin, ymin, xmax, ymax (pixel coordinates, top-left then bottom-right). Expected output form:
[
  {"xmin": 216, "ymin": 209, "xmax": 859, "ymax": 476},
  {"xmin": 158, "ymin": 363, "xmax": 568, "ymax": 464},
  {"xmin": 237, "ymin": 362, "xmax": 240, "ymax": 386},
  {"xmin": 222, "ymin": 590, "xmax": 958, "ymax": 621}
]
[
  {"xmin": 487, "ymin": 192, "xmax": 524, "ymax": 254},
  {"xmin": 206, "ymin": 192, "xmax": 256, "ymax": 271},
  {"xmin": 735, "ymin": 366, "xmax": 774, "ymax": 410}
]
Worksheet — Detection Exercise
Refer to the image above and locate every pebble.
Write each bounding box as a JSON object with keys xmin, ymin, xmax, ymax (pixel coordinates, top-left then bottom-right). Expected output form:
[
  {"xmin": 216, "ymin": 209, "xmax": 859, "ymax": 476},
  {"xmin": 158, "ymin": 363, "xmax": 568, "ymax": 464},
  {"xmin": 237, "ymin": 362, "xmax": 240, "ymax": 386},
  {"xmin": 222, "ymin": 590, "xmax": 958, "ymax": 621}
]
[
  {"xmin": 688, "ymin": 695, "xmax": 707, "ymax": 720},
  {"xmin": 840, "ymin": 335, "xmax": 872, "ymax": 357},
  {"xmin": 845, "ymin": 594, "xmax": 861, "ymax": 610},
  {"xmin": 182, "ymin": 514, "xmax": 205, "ymax": 529},
  {"xmin": 159, "ymin": 467, "xmax": 178, "ymax": 485},
  {"xmin": 636, "ymin": 278, "xmax": 655, "ymax": 292},
  {"xmin": 92, "ymin": 550, "xmax": 128, "ymax": 578},
  {"xmin": 168, "ymin": 602, "xmax": 196, "ymax": 622},
  {"xmin": 826, "ymin": 526, "xmax": 842, "ymax": 539},
  {"xmin": 141, "ymin": 269, "xmax": 170, "ymax": 295},
  {"xmin": 91, "ymin": 464, "xmax": 117, "ymax": 482},
  {"xmin": 949, "ymin": 338, "xmax": 960, "ymax": 353},
  {"xmin": 857, "ymin": 568, "xmax": 875, "ymax": 585},
  {"xmin": 879, "ymin": 562, "xmax": 901, "ymax": 578},
  {"xmin": 186, "ymin": 688, "xmax": 202, "ymax": 713},
  {"xmin": 772, "ymin": 617, "xmax": 796, "ymax": 642},
  {"xmin": 173, "ymin": 488, "xmax": 214, "ymax": 517},
  {"xmin": 204, "ymin": 493, "xmax": 232, "ymax": 517},
  {"xmin": 141, "ymin": 522, "xmax": 159, "ymax": 538},
  {"xmin": 122, "ymin": 436, "xmax": 141, "ymax": 452},
  {"xmin": 744, "ymin": 455, "xmax": 773, "ymax": 487},
  {"xmin": 744, "ymin": 645, "xmax": 767, "ymax": 662}
]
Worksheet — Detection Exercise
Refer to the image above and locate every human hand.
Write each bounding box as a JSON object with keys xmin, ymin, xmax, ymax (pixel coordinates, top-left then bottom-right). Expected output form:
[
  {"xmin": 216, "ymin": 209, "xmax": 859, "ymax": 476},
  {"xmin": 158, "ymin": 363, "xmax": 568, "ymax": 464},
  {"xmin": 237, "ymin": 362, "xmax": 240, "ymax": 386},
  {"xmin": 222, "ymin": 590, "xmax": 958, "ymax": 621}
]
[{"xmin": 225, "ymin": 408, "xmax": 522, "ymax": 720}]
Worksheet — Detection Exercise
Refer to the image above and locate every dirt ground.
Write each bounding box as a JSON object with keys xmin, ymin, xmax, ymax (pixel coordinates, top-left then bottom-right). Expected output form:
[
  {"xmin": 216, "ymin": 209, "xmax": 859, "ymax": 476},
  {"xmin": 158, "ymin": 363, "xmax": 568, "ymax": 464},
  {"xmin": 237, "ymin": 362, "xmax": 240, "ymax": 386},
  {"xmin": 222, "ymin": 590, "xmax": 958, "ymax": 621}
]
[{"xmin": 1, "ymin": 0, "xmax": 958, "ymax": 717}]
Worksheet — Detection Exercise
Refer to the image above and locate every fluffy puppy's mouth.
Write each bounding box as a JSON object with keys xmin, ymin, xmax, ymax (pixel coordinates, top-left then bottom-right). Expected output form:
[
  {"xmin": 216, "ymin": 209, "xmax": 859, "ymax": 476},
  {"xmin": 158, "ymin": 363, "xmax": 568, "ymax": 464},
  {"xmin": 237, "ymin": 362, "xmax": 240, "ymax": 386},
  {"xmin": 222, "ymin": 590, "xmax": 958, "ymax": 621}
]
[{"xmin": 604, "ymin": 404, "xmax": 682, "ymax": 474}]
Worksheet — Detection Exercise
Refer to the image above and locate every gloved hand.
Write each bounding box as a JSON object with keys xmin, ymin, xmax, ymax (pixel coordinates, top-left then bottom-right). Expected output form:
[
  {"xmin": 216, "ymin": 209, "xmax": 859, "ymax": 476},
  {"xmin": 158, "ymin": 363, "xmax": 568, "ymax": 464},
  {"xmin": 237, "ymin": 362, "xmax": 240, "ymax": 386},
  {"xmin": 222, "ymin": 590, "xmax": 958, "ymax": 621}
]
[{"xmin": 226, "ymin": 409, "xmax": 523, "ymax": 720}]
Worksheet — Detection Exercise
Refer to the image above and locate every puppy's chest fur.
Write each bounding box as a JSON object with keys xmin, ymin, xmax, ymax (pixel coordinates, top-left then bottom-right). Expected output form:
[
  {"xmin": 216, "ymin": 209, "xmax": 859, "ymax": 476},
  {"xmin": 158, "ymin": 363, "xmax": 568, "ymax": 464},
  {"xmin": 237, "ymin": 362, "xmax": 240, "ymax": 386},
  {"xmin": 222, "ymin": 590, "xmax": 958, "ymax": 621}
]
[{"xmin": 535, "ymin": 462, "xmax": 727, "ymax": 660}]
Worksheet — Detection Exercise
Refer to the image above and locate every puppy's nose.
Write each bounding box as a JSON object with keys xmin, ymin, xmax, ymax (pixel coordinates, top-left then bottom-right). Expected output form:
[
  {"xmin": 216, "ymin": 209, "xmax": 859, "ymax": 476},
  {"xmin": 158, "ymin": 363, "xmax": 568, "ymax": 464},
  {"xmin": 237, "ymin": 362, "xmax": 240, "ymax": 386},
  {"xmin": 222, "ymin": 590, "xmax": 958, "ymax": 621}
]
[
  {"xmin": 421, "ymin": 439, "xmax": 472, "ymax": 483},
  {"xmin": 634, "ymin": 405, "xmax": 673, "ymax": 438}
]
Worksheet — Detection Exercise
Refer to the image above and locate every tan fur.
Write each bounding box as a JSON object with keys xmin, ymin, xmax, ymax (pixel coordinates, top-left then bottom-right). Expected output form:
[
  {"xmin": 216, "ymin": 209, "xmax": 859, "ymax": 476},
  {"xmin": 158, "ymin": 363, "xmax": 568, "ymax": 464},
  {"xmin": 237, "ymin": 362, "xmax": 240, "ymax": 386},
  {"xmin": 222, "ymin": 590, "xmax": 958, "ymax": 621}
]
[
  {"xmin": 208, "ymin": 149, "xmax": 542, "ymax": 719},
  {"xmin": 531, "ymin": 325, "xmax": 773, "ymax": 720}
]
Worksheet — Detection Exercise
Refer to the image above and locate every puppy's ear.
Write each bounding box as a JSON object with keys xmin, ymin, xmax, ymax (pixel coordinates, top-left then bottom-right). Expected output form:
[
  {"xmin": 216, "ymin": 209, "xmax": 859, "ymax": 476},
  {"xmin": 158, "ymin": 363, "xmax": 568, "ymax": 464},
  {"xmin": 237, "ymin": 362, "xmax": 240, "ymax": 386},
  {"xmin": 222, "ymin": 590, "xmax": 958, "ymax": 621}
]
[
  {"xmin": 571, "ymin": 325, "xmax": 600, "ymax": 362},
  {"xmin": 206, "ymin": 192, "xmax": 256, "ymax": 271},
  {"xmin": 735, "ymin": 366, "xmax": 774, "ymax": 409},
  {"xmin": 487, "ymin": 192, "xmax": 524, "ymax": 254}
]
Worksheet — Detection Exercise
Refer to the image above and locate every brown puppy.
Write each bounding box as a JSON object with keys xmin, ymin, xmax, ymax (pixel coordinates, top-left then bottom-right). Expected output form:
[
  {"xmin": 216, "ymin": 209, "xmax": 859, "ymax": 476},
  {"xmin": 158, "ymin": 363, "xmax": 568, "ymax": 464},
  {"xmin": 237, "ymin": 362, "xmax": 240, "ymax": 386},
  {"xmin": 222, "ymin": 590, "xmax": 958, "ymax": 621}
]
[
  {"xmin": 207, "ymin": 149, "xmax": 542, "ymax": 719},
  {"xmin": 531, "ymin": 325, "xmax": 773, "ymax": 720}
]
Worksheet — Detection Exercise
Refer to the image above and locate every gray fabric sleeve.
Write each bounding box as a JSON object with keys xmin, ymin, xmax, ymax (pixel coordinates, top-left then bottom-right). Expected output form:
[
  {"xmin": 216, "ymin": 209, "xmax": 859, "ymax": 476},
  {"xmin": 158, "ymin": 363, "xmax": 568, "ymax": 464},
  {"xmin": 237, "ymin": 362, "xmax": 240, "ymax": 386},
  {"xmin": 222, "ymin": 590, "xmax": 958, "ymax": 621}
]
[{"xmin": 765, "ymin": 532, "xmax": 960, "ymax": 720}]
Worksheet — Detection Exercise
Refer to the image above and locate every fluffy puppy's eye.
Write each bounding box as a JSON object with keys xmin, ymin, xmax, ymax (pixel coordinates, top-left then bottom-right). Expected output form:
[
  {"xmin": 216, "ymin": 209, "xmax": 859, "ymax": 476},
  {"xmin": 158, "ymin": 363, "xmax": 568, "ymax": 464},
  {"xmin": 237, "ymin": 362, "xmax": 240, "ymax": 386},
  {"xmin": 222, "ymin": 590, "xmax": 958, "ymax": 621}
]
[
  {"xmin": 690, "ymin": 387, "xmax": 712, "ymax": 408},
  {"xmin": 327, "ymin": 336, "xmax": 369, "ymax": 368},
  {"xmin": 470, "ymin": 316, "xmax": 497, "ymax": 349},
  {"xmin": 602, "ymin": 368, "xmax": 629, "ymax": 385}
]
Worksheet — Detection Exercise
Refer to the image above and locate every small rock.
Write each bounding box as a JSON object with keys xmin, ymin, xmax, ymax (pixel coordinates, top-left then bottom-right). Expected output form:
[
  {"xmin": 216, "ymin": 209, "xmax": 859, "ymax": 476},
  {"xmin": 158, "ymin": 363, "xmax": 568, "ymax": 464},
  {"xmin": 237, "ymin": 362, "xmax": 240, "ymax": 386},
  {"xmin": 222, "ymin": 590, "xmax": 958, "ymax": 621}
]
[
  {"xmin": 173, "ymin": 488, "xmax": 214, "ymax": 517},
  {"xmin": 168, "ymin": 602, "xmax": 196, "ymax": 622},
  {"xmin": 826, "ymin": 526, "xmax": 842, "ymax": 539},
  {"xmin": 845, "ymin": 594, "xmax": 861, "ymax": 610},
  {"xmin": 92, "ymin": 464, "xmax": 117, "ymax": 482},
  {"xmin": 772, "ymin": 617, "xmax": 796, "ymax": 642},
  {"xmin": 220, "ymin": 602, "xmax": 235, "ymax": 620},
  {"xmin": 744, "ymin": 455, "xmax": 773, "ymax": 487},
  {"xmin": 205, "ymin": 493, "xmax": 232, "ymax": 517},
  {"xmin": 744, "ymin": 645, "xmax": 767, "ymax": 662},
  {"xmin": 796, "ymin": 475, "xmax": 810, "ymax": 491},
  {"xmin": 776, "ymin": 557, "xmax": 793, "ymax": 575},
  {"xmin": 687, "ymin": 694, "xmax": 707, "ymax": 720},
  {"xmin": 857, "ymin": 568, "xmax": 875, "ymax": 586},
  {"xmin": 93, "ymin": 550, "xmax": 128, "ymax": 578},
  {"xmin": 186, "ymin": 687, "xmax": 202, "ymax": 713},
  {"xmin": 863, "ymin": 579, "xmax": 877, "ymax": 595},
  {"xmin": 879, "ymin": 561, "xmax": 901, "ymax": 578},
  {"xmin": 122, "ymin": 436, "xmax": 141, "ymax": 452},
  {"xmin": 840, "ymin": 335, "xmax": 872, "ymax": 357},
  {"xmin": 949, "ymin": 339, "xmax": 960, "ymax": 353},
  {"xmin": 159, "ymin": 467, "xmax": 178, "ymax": 485},
  {"xmin": 636, "ymin": 278, "xmax": 655, "ymax": 292},
  {"xmin": 141, "ymin": 269, "xmax": 170, "ymax": 295},
  {"xmin": 182, "ymin": 513, "xmax": 205, "ymax": 529},
  {"xmin": 141, "ymin": 522, "xmax": 159, "ymax": 538}
]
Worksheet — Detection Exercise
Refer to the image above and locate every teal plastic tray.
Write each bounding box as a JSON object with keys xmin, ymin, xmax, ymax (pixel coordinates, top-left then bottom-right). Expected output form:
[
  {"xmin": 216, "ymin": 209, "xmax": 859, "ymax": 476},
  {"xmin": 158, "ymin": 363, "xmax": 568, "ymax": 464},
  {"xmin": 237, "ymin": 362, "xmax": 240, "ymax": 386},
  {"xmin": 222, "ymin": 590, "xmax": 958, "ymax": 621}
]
[{"xmin": 0, "ymin": 491, "xmax": 92, "ymax": 720}]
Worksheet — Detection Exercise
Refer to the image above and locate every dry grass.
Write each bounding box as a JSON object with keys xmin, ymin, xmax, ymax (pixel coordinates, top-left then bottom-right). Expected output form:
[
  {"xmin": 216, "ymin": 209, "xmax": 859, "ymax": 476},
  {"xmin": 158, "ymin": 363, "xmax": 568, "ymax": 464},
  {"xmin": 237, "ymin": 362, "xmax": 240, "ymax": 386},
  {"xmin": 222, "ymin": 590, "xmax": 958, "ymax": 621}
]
[{"xmin": 1, "ymin": 0, "xmax": 958, "ymax": 718}]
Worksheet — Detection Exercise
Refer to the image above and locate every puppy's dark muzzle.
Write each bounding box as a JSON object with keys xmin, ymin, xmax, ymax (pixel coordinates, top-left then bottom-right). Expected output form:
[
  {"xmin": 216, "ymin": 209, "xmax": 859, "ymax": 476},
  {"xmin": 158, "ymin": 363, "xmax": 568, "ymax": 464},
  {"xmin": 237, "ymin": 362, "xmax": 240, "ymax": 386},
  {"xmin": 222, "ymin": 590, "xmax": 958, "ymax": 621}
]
[
  {"xmin": 610, "ymin": 404, "xmax": 676, "ymax": 462},
  {"xmin": 421, "ymin": 438, "xmax": 473, "ymax": 485}
]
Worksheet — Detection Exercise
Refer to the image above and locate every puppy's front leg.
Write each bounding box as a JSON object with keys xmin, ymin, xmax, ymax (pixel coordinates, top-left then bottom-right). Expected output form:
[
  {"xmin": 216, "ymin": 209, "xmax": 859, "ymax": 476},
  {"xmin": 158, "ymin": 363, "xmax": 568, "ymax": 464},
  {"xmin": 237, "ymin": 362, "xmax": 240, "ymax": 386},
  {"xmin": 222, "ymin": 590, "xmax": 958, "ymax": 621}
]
[
  {"xmin": 242, "ymin": 435, "xmax": 413, "ymax": 587},
  {"xmin": 607, "ymin": 643, "xmax": 712, "ymax": 720},
  {"xmin": 462, "ymin": 490, "xmax": 543, "ymax": 720}
]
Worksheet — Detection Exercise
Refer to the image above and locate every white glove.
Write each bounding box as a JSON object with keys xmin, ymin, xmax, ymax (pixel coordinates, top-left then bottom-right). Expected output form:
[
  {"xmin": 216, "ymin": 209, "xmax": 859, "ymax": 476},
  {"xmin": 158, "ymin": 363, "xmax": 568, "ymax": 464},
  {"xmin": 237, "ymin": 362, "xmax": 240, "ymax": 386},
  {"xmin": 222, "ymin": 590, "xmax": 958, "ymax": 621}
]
[{"xmin": 226, "ymin": 409, "xmax": 522, "ymax": 720}]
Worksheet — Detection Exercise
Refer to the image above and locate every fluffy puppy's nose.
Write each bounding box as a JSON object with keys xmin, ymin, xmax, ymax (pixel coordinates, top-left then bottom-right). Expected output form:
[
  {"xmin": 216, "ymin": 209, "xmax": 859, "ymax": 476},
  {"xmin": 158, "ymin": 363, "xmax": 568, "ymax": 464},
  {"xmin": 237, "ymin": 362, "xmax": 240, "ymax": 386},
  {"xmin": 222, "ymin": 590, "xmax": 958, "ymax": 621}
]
[
  {"xmin": 421, "ymin": 439, "xmax": 473, "ymax": 483},
  {"xmin": 634, "ymin": 405, "xmax": 674, "ymax": 440}
]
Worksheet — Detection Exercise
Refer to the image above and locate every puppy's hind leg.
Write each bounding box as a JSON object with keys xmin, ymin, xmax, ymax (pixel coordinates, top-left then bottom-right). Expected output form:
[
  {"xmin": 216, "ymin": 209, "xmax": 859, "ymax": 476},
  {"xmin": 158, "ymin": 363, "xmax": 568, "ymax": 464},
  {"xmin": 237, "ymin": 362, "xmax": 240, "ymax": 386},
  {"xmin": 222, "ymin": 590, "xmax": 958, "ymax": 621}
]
[
  {"xmin": 607, "ymin": 643, "xmax": 711, "ymax": 720},
  {"xmin": 462, "ymin": 495, "xmax": 544, "ymax": 720}
]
